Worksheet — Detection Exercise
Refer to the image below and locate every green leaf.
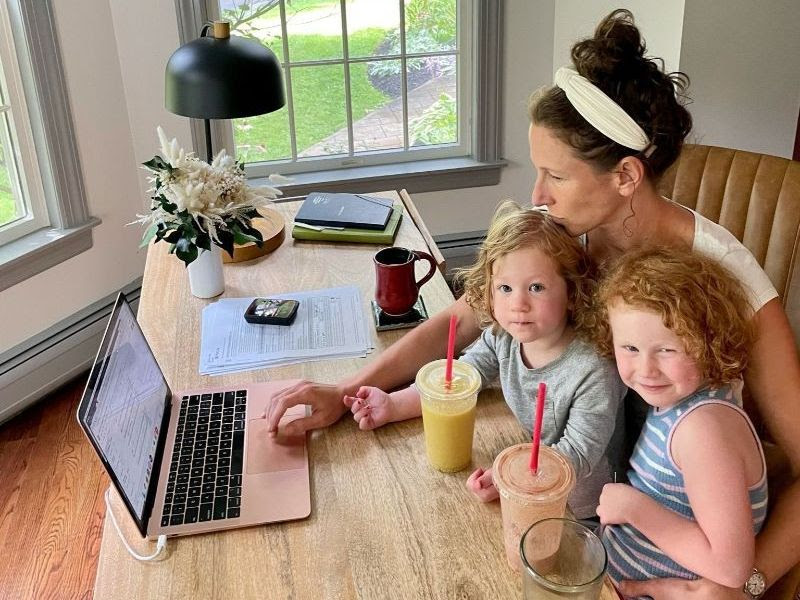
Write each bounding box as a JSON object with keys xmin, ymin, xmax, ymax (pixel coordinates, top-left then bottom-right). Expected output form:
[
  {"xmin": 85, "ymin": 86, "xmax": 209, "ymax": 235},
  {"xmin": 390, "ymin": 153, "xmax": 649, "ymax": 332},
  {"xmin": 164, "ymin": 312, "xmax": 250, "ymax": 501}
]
[
  {"xmin": 175, "ymin": 243, "xmax": 198, "ymax": 267},
  {"xmin": 216, "ymin": 229, "xmax": 235, "ymax": 257},
  {"xmin": 195, "ymin": 231, "xmax": 211, "ymax": 251},
  {"xmin": 140, "ymin": 224, "xmax": 158, "ymax": 248},
  {"xmin": 142, "ymin": 155, "xmax": 174, "ymax": 173},
  {"xmin": 163, "ymin": 229, "xmax": 183, "ymax": 244}
]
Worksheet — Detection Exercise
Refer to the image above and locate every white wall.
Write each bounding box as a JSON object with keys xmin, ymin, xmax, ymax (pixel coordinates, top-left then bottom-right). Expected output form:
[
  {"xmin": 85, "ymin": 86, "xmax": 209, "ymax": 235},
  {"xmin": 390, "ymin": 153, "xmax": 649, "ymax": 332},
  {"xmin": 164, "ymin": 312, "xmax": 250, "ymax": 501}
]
[
  {"xmin": 553, "ymin": 0, "xmax": 685, "ymax": 75},
  {"xmin": 680, "ymin": 0, "xmax": 800, "ymax": 157}
]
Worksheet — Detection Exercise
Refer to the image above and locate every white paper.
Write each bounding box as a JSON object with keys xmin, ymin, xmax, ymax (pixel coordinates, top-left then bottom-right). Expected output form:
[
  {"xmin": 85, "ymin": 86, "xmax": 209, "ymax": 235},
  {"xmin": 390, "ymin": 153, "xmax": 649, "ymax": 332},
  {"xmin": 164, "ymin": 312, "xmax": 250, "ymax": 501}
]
[{"xmin": 199, "ymin": 286, "xmax": 373, "ymax": 375}]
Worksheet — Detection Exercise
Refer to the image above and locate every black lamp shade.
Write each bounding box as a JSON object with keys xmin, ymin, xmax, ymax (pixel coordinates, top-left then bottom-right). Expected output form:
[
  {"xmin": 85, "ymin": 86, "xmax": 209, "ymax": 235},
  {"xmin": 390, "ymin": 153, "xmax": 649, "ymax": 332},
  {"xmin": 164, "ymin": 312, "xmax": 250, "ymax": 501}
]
[{"xmin": 165, "ymin": 34, "xmax": 285, "ymax": 119}]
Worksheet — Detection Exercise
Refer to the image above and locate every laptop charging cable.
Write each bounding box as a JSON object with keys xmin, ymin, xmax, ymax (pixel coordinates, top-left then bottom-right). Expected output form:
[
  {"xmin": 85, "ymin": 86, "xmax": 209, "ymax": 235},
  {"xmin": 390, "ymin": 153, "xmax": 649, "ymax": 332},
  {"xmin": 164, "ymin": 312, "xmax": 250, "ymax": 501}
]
[{"xmin": 105, "ymin": 486, "xmax": 168, "ymax": 561}]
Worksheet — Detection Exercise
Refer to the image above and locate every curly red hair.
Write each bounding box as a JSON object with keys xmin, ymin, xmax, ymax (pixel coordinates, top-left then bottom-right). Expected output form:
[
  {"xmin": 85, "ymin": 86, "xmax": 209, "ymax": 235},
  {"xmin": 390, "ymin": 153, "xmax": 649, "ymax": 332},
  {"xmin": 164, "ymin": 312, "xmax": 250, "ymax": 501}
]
[{"xmin": 590, "ymin": 247, "xmax": 754, "ymax": 386}]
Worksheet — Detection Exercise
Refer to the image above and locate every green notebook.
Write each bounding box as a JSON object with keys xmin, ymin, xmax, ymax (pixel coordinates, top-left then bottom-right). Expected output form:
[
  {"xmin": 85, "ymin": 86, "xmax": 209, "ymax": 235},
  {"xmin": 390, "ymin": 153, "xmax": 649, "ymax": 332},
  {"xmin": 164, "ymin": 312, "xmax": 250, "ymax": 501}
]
[{"xmin": 292, "ymin": 205, "xmax": 402, "ymax": 244}]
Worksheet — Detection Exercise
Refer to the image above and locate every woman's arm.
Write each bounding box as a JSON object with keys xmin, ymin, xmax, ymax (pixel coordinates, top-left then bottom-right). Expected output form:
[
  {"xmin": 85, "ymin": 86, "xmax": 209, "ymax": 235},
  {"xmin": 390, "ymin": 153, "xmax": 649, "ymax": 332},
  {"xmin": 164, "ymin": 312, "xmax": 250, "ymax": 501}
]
[
  {"xmin": 602, "ymin": 404, "xmax": 755, "ymax": 587},
  {"xmin": 742, "ymin": 298, "xmax": 800, "ymax": 586},
  {"xmin": 266, "ymin": 295, "xmax": 481, "ymax": 435}
]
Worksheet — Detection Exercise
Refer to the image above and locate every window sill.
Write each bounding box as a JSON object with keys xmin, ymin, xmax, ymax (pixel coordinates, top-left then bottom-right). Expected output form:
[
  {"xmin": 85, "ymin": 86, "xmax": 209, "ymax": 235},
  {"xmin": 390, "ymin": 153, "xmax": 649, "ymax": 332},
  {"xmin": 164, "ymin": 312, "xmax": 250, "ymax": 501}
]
[
  {"xmin": 251, "ymin": 157, "xmax": 506, "ymax": 197},
  {"xmin": 0, "ymin": 217, "xmax": 101, "ymax": 292}
]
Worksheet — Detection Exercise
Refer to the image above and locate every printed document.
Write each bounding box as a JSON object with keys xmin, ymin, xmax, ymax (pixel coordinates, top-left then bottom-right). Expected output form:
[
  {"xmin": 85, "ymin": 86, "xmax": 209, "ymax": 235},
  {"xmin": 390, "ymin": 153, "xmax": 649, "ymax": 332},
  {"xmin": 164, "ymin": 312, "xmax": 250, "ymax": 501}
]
[{"xmin": 199, "ymin": 286, "xmax": 373, "ymax": 375}]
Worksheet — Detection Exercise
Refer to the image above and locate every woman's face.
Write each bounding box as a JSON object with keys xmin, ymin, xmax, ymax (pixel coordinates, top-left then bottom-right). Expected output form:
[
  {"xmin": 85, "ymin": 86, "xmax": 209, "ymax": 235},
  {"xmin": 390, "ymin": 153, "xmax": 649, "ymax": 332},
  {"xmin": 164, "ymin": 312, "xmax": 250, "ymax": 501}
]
[{"xmin": 528, "ymin": 124, "xmax": 625, "ymax": 237}]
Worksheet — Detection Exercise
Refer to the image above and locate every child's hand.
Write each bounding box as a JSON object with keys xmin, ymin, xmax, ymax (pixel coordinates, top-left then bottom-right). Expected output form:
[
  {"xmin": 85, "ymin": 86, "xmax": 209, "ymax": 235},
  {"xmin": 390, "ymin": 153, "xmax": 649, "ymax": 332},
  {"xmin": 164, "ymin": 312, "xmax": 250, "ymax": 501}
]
[
  {"xmin": 343, "ymin": 386, "xmax": 394, "ymax": 430},
  {"xmin": 466, "ymin": 467, "xmax": 499, "ymax": 502},
  {"xmin": 597, "ymin": 482, "xmax": 645, "ymax": 525}
]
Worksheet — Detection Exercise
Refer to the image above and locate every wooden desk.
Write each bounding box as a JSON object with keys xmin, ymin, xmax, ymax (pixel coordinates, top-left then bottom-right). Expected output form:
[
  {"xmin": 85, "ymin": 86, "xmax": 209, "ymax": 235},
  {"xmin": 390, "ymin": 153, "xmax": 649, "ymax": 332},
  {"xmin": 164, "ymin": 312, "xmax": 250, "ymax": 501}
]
[{"xmin": 93, "ymin": 191, "xmax": 616, "ymax": 599}]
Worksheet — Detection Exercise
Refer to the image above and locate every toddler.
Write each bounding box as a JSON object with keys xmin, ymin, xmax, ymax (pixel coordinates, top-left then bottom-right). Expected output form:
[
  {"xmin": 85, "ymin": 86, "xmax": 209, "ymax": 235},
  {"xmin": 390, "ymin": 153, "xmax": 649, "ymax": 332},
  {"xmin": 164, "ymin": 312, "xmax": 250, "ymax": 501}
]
[
  {"xmin": 345, "ymin": 201, "xmax": 626, "ymax": 518},
  {"xmin": 594, "ymin": 247, "xmax": 767, "ymax": 590}
]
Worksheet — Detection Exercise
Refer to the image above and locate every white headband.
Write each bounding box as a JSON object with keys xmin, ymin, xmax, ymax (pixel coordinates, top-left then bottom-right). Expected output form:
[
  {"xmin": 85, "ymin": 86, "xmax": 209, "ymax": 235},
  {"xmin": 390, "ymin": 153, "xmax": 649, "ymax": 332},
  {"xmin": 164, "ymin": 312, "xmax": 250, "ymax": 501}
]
[{"xmin": 554, "ymin": 67, "xmax": 655, "ymax": 157}]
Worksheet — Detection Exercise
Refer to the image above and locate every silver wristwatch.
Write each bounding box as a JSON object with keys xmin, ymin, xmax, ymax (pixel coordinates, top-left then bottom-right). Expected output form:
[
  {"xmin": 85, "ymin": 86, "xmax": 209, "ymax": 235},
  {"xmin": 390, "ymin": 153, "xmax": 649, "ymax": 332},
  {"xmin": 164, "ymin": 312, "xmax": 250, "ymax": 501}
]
[{"xmin": 743, "ymin": 567, "xmax": 766, "ymax": 599}]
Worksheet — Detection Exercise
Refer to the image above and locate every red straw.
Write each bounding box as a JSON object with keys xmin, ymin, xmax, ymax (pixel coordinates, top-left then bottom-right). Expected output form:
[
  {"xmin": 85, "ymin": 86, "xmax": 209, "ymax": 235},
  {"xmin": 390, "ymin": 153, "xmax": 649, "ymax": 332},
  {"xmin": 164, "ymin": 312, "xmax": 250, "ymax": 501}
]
[
  {"xmin": 445, "ymin": 314, "xmax": 458, "ymax": 388},
  {"xmin": 530, "ymin": 382, "xmax": 546, "ymax": 472}
]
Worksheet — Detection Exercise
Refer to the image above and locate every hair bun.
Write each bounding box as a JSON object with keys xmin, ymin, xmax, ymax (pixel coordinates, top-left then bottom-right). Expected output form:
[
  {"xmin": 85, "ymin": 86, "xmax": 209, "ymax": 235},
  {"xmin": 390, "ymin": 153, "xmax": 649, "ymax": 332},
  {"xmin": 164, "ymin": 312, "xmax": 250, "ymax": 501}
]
[{"xmin": 571, "ymin": 9, "xmax": 648, "ymax": 83}]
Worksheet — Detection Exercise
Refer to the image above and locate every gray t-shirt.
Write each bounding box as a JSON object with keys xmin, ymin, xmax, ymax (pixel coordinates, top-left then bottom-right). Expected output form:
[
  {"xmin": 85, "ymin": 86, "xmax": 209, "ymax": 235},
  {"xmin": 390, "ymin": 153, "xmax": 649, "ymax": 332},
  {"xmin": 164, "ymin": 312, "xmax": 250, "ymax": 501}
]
[{"xmin": 461, "ymin": 328, "xmax": 627, "ymax": 518}]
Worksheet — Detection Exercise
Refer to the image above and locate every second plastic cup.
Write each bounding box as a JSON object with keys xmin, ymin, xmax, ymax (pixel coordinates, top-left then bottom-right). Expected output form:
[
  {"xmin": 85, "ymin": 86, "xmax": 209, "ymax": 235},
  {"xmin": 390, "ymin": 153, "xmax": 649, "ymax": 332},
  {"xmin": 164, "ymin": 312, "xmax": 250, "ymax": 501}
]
[
  {"xmin": 492, "ymin": 443, "xmax": 575, "ymax": 571},
  {"xmin": 416, "ymin": 359, "xmax": 482, "ymax": 472}
]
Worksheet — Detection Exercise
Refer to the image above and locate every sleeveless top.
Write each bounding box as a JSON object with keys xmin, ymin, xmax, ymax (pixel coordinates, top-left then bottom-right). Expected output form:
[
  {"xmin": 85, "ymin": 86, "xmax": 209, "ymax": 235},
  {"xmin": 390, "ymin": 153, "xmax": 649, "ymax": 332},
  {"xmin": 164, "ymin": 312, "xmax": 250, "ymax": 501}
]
[{"xmin": 603, "ymin": 384, "xmax": 768, "ymax": 584}]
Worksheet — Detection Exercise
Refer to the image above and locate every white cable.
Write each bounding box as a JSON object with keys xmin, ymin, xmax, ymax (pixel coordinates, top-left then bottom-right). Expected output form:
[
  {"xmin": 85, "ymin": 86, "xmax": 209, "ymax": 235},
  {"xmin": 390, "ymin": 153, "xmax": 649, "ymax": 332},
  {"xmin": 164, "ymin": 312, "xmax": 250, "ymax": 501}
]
[
  {"xmin": 554, "ymin": 67, "xmax": 655, "ymax": 156},
  {"xmin": 105, "ymin": 486, "xmax": 167, "ymax": 561}
]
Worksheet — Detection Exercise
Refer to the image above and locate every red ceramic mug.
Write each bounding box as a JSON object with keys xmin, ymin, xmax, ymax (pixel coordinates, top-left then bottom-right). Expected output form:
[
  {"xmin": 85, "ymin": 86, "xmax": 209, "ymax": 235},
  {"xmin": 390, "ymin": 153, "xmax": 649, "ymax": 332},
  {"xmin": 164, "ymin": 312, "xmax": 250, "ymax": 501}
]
[{"xmin": 374, "ymin": 246, "xmax": 437, "ymax": 316}]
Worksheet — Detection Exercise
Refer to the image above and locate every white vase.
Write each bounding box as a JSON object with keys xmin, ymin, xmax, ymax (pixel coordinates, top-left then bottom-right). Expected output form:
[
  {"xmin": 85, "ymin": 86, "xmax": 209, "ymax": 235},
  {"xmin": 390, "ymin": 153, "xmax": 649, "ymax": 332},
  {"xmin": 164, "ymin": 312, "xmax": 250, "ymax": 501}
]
[{"xmin": 187, "ymin": 244, "xmax": 225, "ymax": 298}]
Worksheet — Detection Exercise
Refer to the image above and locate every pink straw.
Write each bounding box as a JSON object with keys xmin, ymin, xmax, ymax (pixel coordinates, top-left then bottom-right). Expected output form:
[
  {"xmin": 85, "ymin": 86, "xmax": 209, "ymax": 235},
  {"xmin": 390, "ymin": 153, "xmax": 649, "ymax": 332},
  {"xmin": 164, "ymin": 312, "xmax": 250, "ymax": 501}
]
[
  {"xmin": 530, "ymin": 382, "xmax": 546, "ymax": 472},
  {"xmin": 445, "ymin": 314, "xmax": 458, "ymax": 388}
]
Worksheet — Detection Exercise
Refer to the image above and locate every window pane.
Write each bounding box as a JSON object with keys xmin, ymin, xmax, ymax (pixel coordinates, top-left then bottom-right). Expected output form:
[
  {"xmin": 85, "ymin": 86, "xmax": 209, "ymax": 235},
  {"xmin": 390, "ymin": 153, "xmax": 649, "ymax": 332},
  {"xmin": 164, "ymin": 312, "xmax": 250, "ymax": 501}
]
[
  {"xmin": 233, "ymin": 105, "xmax": 292, "ymax": 164},
  {"xmin": 222, "ymin": 1, "xmax": 284, "ymax": 62},
  {"xmin": 408, "ymin": 54, "xmax": 457, "ymax": 147},
  {"xmin": 351, "ymin": 61, "xmax": 401, "ymax": 152},
  {"xmin": 0, "ymin": 112, "xmax": 24, "ymax": 227},
  {"xmin": 286, "ymin": 0, "xmax": 343, "ymax": 62},
  {"xmin": 404, "ymin": 0, "xmax": 457, "ymax": 54},
  {"xmin": 346, "ymin": 0, "xmax": 400, "ymax": 59},
  {"xmin": 294, "ymin": 64, "xmax": 348, "ymax": 157}
]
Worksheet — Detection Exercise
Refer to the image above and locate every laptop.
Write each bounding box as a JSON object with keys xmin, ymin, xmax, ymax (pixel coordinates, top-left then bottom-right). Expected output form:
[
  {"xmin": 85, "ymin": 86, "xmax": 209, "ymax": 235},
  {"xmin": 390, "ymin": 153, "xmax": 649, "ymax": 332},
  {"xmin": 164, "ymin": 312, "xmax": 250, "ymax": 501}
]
[{"xmin": 77, "ymin": 292, "xmax": 311, "ymax": 540}]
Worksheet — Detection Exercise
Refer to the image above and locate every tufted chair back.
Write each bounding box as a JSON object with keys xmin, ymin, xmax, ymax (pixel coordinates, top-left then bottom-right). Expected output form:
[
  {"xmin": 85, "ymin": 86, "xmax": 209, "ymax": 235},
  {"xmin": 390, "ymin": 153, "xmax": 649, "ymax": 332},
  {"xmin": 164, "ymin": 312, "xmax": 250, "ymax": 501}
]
[
  {"xmin": 657, "ymin": 144, "xmax": 800, "ymax": 347},
  {"xmin": 657, "ymin": 144, "xmax": 800, "ymax": 600}
]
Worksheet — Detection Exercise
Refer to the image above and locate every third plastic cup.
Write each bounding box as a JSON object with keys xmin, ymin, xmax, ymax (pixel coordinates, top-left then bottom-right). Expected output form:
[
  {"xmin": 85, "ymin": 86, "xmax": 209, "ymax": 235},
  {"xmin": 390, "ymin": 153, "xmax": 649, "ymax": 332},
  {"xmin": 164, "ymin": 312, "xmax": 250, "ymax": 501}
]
[
  {"xmin": 416, "ymin": 359, "xmax": 482, "ymax": 473},
  {"xmin": 520, "ymin": 518, "xmax": 608, "ymax": 599},
  {"xmin": 492, "ymin": 443, "xmax": 575, "ymax": 571}
]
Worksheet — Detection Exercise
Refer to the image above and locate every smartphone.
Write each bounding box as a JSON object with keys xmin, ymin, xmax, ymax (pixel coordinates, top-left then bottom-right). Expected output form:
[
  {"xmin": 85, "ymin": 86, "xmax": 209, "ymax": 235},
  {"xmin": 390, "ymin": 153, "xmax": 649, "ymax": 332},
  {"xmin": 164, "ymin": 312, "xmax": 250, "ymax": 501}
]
[{"xmin": 244, "ymin": 298, "xmax": 300, "ymax": 325}]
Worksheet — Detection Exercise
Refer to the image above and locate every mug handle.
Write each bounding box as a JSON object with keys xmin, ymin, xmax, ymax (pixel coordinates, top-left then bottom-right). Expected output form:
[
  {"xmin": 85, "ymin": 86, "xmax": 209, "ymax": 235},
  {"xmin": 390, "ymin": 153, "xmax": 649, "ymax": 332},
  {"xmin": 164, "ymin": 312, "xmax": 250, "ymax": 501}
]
[{"xmin": 412, "ymin": 250, "xmax": 437, "ymax": 289}]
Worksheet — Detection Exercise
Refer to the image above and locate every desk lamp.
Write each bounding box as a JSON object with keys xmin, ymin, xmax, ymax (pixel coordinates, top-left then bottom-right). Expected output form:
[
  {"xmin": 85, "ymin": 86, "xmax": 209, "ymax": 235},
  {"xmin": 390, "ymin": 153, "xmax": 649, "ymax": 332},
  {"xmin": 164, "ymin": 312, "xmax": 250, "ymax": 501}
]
[{"xmin": 165, "ymin": 21, "xmax": 287, "ymax": 261}]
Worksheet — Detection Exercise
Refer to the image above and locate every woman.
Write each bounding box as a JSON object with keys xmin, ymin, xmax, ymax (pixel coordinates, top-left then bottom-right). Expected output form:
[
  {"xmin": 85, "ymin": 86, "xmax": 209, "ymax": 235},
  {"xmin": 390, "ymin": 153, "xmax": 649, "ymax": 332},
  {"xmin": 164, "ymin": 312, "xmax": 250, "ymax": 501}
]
[{"xmin": 267, "ymin": 10, "xmax": 800, "ymax": 599}]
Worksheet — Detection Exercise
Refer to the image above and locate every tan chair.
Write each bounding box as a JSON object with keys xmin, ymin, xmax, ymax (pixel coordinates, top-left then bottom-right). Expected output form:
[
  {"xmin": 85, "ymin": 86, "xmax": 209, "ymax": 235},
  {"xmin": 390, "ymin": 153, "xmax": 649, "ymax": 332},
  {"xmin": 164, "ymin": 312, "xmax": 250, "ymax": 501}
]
[{"xmin": 657, "ymin": 144, "xmax": 800, "ymax": 600}]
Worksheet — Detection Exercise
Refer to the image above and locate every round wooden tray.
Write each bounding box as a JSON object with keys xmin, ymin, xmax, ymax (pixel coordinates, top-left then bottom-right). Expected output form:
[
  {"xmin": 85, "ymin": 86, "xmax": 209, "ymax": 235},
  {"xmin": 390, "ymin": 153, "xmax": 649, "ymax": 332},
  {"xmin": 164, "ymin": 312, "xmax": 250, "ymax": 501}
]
[{"xmin": 222, "ymin": 206, "xmax": 285, "ymax": 263}]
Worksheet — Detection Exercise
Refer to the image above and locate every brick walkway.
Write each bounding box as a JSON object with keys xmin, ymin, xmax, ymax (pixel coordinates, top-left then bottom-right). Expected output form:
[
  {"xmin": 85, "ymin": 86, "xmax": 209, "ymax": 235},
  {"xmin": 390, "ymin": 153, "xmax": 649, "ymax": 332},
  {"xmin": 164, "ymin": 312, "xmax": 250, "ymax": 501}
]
[{"xmin": 300, "ymin": 71, "xmax": 456, "ymax": 157}]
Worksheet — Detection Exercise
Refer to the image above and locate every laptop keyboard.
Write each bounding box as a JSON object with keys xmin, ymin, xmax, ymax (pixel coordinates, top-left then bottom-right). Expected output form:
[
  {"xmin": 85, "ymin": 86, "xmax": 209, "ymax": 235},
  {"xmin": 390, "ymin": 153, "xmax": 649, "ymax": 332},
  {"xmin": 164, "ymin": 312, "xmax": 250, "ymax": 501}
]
[{"xmin": 160, "ymin": 390, "xmax": 247, "ymax": 527}]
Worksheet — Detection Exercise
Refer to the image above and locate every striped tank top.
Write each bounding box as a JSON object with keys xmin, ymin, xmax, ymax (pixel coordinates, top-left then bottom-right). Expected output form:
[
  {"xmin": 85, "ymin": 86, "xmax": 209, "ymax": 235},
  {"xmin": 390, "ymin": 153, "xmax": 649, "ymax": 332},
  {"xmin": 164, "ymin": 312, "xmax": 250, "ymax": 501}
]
[{"xmin": 604, "ymin": 384, "xmax": 768, "ymax": 584}]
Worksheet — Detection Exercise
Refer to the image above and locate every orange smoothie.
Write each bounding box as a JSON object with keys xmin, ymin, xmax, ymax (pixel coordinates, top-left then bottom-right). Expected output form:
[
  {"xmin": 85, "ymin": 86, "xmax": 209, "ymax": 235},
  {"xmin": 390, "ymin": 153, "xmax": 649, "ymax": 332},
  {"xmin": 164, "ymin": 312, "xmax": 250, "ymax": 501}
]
[{"xmin": 416, "ymin": 359, "xmax": 482, "ymax": 472}]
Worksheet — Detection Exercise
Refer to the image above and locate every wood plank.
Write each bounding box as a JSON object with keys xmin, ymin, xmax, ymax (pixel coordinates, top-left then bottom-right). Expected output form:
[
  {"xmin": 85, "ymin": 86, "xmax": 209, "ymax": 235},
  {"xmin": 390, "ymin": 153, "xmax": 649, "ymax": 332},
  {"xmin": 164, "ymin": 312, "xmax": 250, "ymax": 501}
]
[{"xmin": 0, "ymin": 377, "xmax": 106, "ymax": 600}]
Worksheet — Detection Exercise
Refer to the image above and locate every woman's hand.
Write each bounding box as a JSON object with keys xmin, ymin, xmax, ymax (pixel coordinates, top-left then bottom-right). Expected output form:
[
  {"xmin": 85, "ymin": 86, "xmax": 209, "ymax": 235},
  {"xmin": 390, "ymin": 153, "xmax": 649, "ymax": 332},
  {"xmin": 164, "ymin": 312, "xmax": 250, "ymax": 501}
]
[
  {"xmin": 265, "ymin": 380, "xmax": 350, "ymax": 436},
  {"xmin": 343, "ymin": 386, "xmax": 394, "ymax": 430},
  {"xmin": 466, "ymin": 467, "xmax": 499, "ymax": 502},
  {"xmin": 619, "ymin": 576, "xmax": 745, "ymax": 599},
  {"xmin": 597, "ymin": 483, "xmax": 646, "ymax": 526}
]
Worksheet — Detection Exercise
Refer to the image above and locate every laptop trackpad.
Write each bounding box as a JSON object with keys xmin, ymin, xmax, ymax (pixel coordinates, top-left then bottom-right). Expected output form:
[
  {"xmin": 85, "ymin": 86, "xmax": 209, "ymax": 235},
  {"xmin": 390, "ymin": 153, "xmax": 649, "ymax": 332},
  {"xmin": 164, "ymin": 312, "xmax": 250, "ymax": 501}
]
[{"xmin": 246, "ymin": 417, "xmax": 306, "ymax": 474}]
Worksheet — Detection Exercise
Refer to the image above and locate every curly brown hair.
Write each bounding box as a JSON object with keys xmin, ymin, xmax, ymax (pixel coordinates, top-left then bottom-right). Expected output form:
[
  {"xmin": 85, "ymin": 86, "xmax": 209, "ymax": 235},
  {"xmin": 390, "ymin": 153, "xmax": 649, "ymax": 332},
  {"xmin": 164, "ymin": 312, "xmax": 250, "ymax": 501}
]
[
  {"xmin": 529, "ymin": 9, "xmax": 692, "ymax": 180},
  {"xmin": 590, "ymin": 247, "xmax": 754, "ymax": 386},
  {"xmin": 454, "ymin": 200, "xmax": 595, "ymax": 337}
]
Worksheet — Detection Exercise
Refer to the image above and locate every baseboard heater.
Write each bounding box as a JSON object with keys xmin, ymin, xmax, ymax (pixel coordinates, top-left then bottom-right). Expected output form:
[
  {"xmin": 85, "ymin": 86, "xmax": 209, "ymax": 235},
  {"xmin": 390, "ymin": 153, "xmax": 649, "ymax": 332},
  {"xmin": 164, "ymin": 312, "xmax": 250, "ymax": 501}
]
[{"xmin": 0, "ymin": 279, "xmax": 142, "ymax": 424}]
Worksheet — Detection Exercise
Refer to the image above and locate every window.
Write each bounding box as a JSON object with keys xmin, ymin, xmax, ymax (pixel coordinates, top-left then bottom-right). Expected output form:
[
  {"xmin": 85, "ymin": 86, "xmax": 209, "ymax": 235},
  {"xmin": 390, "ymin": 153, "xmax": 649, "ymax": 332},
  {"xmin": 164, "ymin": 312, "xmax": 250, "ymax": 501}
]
[
  {"xmin": 0, "ymin": 1, "xmax": 48, "ymax": 245},
  {"xmin": 0, "ymin": 1, "xmax": 97, "ymax": 292},
  {"xmin": 179, "ymin": 0, "xmax": 502, "ymax": 193}
]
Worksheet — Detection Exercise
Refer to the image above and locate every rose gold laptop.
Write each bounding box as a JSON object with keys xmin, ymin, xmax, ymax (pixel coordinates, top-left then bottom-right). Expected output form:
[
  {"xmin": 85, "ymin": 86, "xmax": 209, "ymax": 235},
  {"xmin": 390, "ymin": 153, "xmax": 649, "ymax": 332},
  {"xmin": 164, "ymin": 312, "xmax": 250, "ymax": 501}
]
[{"xmin": 77, "ymin": 293, "xmax": 311, "ymax": 540}]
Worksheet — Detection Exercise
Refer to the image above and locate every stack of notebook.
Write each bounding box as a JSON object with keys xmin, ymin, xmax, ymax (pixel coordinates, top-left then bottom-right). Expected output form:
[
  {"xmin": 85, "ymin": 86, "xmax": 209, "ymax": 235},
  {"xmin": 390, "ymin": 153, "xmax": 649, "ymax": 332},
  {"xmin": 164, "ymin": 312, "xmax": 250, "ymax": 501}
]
[{"xmin": 292, "ymin": 192, "xmax": 403, "ymax": 244}]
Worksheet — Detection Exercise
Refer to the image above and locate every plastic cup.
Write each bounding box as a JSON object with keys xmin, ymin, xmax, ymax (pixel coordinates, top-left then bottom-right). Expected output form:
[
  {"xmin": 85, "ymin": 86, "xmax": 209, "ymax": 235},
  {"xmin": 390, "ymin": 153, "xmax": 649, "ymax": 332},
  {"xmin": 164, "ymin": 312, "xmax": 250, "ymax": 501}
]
[
  {"xmin": 492, "ymin": 444, "xmax": 575, "ymax": 571},
  {"xmin": 520, "ymin": 518, "xmax": 607, "ymax": 599},
  {"xmin": 416, "ymin": 359, "xmax": 481, "ymax": 472}
]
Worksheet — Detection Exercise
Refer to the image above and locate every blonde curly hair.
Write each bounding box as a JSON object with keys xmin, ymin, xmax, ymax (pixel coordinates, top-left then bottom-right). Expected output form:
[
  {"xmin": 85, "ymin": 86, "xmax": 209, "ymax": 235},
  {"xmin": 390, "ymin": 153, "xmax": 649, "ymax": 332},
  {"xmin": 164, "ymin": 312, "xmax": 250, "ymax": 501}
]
[
  {"xmin": 590, "ymin": 247, "xmax": 754, "ymax": 386},
  {"xmin": 454, "ymin": 200, "xmax": 595, "ymax": 337}
]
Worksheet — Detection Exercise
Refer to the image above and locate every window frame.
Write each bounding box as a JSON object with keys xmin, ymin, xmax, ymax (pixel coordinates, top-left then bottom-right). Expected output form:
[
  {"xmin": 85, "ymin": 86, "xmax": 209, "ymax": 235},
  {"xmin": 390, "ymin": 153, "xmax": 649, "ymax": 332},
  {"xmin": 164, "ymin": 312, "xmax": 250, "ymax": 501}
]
[
  {"xmin": 0, "ymin": 0, "xmax": 99, "ymax": 293},
  {"xmin": 0, "ymin": 0, "xmax": 49, "ymax": 244},
  {"xmin": 176, "ymin": 0, "xmax": 504, "ymax": 194}
]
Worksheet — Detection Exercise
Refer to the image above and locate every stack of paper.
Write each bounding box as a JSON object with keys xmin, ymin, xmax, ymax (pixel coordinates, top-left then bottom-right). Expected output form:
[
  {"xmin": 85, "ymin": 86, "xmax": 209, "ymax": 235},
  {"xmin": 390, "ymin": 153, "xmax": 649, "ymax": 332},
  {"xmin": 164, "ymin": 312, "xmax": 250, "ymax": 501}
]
[{"xmin": 199, "ymin": 286, "xmax": 373, "ymax": 375}]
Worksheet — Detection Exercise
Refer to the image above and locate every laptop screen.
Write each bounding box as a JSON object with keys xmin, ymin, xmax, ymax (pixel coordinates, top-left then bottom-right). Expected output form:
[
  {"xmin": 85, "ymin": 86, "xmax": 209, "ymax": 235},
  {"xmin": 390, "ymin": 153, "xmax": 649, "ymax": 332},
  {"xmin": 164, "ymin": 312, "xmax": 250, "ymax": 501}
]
[{"xmin": 78, "ymin": 294, "xmax": 170, "ymax": 532}]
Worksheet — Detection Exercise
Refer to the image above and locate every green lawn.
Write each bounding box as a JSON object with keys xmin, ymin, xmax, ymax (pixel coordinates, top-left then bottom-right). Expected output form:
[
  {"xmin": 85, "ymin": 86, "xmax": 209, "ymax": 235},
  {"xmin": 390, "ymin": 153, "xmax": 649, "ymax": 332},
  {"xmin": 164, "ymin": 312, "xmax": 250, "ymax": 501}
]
[
  {"xmin": 234, "ymin": 28, "xmax": 390, "ymax": 164},
  {"xmin": 0, "ymin": 165, "xmax": 16, "ymax": 225}
]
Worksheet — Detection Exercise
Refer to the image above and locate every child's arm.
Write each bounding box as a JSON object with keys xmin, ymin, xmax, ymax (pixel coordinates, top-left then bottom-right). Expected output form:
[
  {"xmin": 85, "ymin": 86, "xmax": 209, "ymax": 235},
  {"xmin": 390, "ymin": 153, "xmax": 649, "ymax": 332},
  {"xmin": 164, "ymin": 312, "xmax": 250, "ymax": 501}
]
[
  {"xmin": 598, "ymin": 404, "xmax": 758, "ymax": 588},
  {"xmin": 343, "ymin": 385, "xmax": 421, "ymax": 430},
  {"xmin": 550, "ymin": 359, "xmax": 626, "ymax": 479}
]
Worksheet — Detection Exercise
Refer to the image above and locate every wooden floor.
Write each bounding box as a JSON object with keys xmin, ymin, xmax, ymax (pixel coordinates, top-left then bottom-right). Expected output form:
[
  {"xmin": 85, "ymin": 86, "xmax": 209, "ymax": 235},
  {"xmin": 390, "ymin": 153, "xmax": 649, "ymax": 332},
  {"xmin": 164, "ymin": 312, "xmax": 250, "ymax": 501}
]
[{"xmin": 0, "ymin": 375, "xmax": 106, "ymax": 600}]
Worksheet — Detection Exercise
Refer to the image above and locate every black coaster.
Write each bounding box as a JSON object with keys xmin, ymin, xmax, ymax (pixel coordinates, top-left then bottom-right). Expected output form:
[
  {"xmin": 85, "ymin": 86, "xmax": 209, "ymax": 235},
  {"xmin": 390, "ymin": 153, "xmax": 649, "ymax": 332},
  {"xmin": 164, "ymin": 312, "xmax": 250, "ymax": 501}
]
[{"xmin": 370, "ymin": 297, "xmax": 429, "ymax": 331}]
